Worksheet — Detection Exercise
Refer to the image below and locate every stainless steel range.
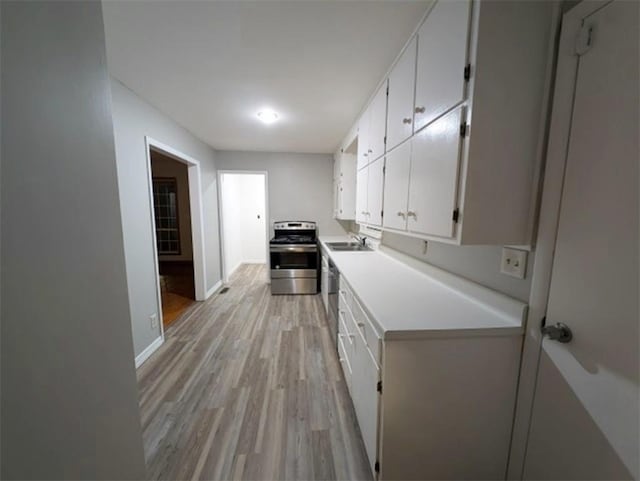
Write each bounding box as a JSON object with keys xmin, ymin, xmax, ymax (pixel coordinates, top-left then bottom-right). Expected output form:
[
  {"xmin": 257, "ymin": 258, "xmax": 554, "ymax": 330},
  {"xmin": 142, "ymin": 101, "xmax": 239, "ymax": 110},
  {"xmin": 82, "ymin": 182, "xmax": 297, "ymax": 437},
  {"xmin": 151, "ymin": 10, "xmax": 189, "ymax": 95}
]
[{"xmin": 270, "ymin": 221, "xmax": 318, "ymax": 295}]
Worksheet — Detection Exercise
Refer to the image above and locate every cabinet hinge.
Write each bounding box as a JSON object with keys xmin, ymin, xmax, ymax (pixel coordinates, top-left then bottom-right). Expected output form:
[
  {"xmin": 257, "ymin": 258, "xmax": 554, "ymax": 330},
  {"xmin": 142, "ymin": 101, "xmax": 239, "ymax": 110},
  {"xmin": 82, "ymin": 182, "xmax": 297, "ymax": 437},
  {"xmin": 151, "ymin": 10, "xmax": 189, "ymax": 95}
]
[
  {"xmin": 381, "ymin": 210, "xmax": 384, "ymax": 218},
  {"xmin": 463, "ymin": 63, "xmax": 471, "ymax": 81},
  {"xmin": 452, "ymin": 208, "xmax": 460, "ymax": 223},
  {"xmin": 460, "ymin": 122, "xmax": 468, "ymax": 137},
  {"xmin": 375, "ymin": 461, "xmax": 380, "ymax": 473},
  {"xmin": 383, "ymin": 165, "xmax": 386, "ymax": 174},
  {"xmin": 377, "ymin": 380, "xmax": 382, "ymax": 393},
  {"xmin": 540, "ymin": 316, "xmax": 547, "ymax": 328},
  {"xmin": 383, "ymin": 135, "xmax": 387, "ymax": 145},
  {"xmin": 386, "ymin": 85, "xmax": 389, "ymax": 95}
]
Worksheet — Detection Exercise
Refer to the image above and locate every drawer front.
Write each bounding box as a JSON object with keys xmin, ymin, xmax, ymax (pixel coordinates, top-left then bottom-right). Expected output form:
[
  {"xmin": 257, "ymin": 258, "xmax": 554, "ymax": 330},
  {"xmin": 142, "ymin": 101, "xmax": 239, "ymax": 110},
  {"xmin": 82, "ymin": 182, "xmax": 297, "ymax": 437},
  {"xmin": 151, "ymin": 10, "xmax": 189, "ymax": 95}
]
[{"xmin": 351, "ymin": 297, "xmax": 381, "ymax": 366}]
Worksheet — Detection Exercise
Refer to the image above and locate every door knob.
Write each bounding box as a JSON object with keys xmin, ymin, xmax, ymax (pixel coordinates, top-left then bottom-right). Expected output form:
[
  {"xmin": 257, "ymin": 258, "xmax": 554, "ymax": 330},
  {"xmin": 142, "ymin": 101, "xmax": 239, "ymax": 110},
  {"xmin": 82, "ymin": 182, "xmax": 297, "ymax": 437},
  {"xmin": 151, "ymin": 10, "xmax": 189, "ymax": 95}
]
[{"xmin": 541, "ymin": 321, "xmax": 573, "ymax": 343}]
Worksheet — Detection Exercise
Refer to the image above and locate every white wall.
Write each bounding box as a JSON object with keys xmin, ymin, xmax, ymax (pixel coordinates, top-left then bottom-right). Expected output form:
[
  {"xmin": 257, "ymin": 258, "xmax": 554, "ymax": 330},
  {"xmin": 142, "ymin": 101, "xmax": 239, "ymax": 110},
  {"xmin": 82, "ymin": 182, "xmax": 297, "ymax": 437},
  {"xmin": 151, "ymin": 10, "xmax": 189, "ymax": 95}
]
[
  {"xmin": 215, "ymin": 151, "xmax": 348, "ymax": 237},
  {"xmin": 110, "ymin": 80, "xmax": 222, "ymax": 357},
  {"xmin": 220, "ymin": 173, "xmax": 267, "ymax": 277},
  {"xmin": 0, "ymin": 2, "xmax": 146, "ymax": 478},
  {"xmin": 381, "ymin": 231, "xmax": 534, "ymax": 302}
]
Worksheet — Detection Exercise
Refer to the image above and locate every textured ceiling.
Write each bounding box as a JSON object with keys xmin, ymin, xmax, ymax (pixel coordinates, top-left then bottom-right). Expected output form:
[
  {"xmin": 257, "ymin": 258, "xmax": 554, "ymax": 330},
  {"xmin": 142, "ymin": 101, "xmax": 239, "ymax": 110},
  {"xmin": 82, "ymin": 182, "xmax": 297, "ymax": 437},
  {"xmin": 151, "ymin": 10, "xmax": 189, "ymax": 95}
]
[{"xmin": 103, "ymin": 1, "xmax": 431, "ymax": 154}]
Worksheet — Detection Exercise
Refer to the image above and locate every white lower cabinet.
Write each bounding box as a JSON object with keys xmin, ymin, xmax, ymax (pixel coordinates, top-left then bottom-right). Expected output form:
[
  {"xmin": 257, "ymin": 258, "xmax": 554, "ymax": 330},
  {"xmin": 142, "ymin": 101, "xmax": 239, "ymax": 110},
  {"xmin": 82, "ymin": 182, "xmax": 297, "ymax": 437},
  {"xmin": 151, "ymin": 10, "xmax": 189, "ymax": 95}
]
[
  {"xmin": 321, "ymin": 253, "xmax": 329, "ymax": 314},
  {"xmin": 335, "ymin": 278, "xmax": 522, "ymax": 480},
  {"xmin": 349, "ymin": 315, "xmax": 380, "ymax": 476}
]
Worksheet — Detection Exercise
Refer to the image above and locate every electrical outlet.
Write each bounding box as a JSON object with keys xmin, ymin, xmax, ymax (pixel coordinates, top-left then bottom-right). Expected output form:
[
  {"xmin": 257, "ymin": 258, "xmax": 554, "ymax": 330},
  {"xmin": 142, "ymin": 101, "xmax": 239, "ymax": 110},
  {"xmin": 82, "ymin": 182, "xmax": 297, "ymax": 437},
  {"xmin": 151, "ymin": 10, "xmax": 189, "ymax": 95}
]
[
  {"xmin": 150, "ymin": 313, "xmax": 158, "ymax": 329},
  {"xmin": 500, "ymin": 247, "xmax": 527, "ymax": 279}
]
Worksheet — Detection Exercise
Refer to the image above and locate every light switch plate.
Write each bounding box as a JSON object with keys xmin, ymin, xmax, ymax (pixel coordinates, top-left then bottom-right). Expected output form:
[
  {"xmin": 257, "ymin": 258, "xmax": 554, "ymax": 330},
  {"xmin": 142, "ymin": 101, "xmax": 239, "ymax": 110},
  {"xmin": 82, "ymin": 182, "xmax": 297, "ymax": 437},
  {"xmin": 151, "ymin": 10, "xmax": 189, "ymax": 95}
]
[{"xmin": 500, "ymin": 247, "xmax": 527, "ymax": 279}]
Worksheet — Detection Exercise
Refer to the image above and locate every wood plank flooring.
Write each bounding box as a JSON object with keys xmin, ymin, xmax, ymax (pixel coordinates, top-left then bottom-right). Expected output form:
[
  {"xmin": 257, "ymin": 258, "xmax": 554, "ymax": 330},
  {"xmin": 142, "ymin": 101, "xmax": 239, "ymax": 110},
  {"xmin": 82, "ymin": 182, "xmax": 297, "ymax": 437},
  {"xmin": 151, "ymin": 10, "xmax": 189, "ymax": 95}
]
[{"xmin": 137, "ymin": 264, "xmax": 372, "ymax": 480}]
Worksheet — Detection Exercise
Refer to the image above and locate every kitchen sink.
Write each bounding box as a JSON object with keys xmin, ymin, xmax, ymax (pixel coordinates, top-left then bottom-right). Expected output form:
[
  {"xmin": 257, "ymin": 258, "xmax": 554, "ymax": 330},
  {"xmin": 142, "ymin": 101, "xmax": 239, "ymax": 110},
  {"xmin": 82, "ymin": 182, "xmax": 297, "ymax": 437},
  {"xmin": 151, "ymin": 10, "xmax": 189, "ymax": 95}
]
[{"xmin": 326, "ymin": 242, "xmax": 372, "ymax": 252}]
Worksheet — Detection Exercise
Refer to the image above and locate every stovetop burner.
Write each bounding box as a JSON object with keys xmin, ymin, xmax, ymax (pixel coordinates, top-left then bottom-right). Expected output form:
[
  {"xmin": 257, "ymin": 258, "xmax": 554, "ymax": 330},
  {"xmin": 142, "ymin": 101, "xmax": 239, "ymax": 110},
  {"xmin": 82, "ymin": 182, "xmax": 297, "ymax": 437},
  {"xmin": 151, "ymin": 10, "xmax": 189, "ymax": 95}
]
[{"xmin": 270, "ymin": 234, "xmax": 316, "ymax": 245}]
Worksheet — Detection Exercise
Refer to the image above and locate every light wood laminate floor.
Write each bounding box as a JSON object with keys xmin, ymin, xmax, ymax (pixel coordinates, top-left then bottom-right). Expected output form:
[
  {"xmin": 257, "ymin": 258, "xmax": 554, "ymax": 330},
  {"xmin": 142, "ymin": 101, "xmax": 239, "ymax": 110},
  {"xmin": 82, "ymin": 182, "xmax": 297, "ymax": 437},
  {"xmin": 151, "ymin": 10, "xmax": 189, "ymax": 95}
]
[{"xmin": 137, "ymin": 264, "xmax": 372, "ymax": 480}]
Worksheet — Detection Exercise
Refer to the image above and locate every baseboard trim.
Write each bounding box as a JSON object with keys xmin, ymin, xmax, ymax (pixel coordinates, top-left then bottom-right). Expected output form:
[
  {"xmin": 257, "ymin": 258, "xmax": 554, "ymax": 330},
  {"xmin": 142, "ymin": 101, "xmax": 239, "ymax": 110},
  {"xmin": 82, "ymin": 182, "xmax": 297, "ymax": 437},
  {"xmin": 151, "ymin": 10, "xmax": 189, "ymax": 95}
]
[
  {"xmin": 135, "ymin": 335, "xmax": 164, "ymax": 368},
  {"xmin": 205, "ymin": 280, "xmax": 223, "ymax": 299}
]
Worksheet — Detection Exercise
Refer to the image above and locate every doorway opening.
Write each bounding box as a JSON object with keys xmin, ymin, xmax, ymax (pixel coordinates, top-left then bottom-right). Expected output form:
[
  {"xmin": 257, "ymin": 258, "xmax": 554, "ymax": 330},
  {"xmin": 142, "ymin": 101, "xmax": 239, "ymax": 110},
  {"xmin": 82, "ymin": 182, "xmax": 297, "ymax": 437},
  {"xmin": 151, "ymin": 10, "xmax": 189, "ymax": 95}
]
[
  {"xmin": 218, "ymin": 171, "xmax": 269, "ymax": 284},
  {"xmin": 145, "ymin": 137, "xmax": 207, "ymax": 336},
  {"xmin": 150, "ymin": 150, "xmax": 195, "ymax": 328}
]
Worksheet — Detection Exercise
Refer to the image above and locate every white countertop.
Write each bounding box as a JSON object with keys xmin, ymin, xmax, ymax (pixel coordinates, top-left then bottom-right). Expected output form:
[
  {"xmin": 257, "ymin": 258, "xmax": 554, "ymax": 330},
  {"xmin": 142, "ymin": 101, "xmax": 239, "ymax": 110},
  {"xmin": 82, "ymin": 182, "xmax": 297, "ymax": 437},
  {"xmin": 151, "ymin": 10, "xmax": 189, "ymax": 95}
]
[{"xmin": 319, "ymin": 236, "xmax": 526, "ymax": 340}]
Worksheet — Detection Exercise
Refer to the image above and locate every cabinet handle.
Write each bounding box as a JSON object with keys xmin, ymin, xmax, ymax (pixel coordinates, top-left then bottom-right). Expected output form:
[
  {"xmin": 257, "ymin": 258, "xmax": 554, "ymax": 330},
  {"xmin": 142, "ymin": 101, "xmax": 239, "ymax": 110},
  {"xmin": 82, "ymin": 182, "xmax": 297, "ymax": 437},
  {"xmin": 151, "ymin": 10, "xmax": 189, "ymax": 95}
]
[
  {"xmin": 363, "ymin": 152, "xmax": 368, "ymax": 157},
  {"xmin": 368, "ymin": 149, "xmax": 373, "ymax": 153},
  {"xmin": 397, "ymin": 211, "xmax": 407, "ymax": 218},
  {"xmin": 415, "ymin": 106, "xmax": 426, "ymax": 114},
  {"xmin": 357, "ymin": 322, "xmax": 365, "ymax": 328},
  {"xmin": 407, "ymin": 211, "xmax": 417, "ymax": 219},
  {"xmin": 402, "ymin": 118, "xmax": 412, "ymax": 124}
]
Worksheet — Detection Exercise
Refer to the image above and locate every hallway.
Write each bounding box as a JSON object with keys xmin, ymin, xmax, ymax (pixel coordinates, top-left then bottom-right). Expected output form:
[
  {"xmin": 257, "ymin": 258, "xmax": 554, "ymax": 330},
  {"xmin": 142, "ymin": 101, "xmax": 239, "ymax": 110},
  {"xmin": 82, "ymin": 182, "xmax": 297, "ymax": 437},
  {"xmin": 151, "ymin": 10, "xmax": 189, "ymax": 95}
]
[{"xmin": 137, "ymin": 264, "xmax": 372, "ymax": 480}]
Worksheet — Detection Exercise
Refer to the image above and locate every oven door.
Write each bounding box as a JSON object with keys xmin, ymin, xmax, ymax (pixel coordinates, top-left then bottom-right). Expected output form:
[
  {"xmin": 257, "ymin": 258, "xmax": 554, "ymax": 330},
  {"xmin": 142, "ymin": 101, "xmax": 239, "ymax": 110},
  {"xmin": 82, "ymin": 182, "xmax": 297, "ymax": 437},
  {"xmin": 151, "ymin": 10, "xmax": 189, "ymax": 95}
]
[{"xmin": 270, "ymin": 244, "xmax": 318, "ymax": 278}]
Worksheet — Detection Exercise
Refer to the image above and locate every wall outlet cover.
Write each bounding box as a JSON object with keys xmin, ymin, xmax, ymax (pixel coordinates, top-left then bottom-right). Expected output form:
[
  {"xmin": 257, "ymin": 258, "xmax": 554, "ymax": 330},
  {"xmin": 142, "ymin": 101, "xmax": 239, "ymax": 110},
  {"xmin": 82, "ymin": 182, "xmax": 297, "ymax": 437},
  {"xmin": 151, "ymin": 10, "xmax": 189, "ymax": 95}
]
[{"xmin": 500, "ymin": 247, "xmax": 527, "ymax": 279}]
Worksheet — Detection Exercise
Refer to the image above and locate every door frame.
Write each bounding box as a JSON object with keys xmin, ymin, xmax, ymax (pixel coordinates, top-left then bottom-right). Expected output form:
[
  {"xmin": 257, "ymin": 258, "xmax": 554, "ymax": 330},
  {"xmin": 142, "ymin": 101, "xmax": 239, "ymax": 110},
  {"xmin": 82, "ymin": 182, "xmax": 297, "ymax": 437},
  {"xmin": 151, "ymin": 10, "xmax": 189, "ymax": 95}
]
[
  {"xmin": 506, "ymin": 1, "xmax": 612, "ymax": 478},
  {"xmin": 216, "ymin": 170, "xmax": 270, "ymax": 284},
  {"xmin": 144, "ymin": 136, "xmax": 208, "ymax": 341}
]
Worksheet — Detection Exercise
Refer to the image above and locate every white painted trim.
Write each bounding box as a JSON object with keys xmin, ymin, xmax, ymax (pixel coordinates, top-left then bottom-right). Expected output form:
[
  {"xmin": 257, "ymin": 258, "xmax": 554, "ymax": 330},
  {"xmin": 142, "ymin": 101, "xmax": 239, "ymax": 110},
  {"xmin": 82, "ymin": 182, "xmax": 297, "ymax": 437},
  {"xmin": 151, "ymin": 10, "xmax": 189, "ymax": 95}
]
[
  {"xmin": 506, "ymin": 2, "xmax": 608, "ymax": 478},
  {"xmin": 217, "ymin": 170, "xmax": 270, "ymax": 284},
  {"xmin": 135, "ymin": 335, "xmax": 164, "ymax": 368},
  {"xmin": 205, "ymin": 280, "xmax": 223, "ymax": 299}
]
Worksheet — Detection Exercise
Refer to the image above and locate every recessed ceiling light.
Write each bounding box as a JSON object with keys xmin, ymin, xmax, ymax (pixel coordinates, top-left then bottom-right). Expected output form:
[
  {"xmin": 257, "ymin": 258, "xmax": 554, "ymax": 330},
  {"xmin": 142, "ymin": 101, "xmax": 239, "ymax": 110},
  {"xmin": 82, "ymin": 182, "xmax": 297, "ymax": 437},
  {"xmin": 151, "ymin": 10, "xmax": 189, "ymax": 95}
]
[{"xmin": 257, "ymin": 109, "xmax": 279, "ymax": 124}]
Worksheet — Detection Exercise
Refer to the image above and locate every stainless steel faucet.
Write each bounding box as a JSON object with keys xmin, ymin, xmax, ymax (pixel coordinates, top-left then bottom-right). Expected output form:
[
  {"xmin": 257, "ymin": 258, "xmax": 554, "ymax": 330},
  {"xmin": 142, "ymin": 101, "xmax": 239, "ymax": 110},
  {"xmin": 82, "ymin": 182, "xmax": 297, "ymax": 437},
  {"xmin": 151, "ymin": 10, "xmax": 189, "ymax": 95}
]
[{"xmin": 351, "ymin": 234, "xmax": 367, "ymax": 247}]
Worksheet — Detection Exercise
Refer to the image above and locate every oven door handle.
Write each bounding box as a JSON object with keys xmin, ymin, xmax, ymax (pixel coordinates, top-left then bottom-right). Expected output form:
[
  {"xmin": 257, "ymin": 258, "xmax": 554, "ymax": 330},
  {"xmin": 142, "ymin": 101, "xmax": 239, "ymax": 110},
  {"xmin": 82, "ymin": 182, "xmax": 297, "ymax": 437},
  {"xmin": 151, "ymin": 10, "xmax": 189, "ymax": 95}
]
[{"xmin": 270, "ymin": 245, "xmax": 317, "ymax": 253}]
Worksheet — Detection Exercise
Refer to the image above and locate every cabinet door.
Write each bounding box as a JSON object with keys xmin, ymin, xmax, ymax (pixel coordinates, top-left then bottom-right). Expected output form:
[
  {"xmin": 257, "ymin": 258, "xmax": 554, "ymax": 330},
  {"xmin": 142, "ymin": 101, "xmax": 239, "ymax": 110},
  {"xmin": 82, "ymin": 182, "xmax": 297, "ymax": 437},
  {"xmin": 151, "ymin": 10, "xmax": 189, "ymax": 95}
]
[
  {"xmin": 355, "ymin": 167, "xmax": 369, "ymax": 224},
  {"xmin": 387, "ymin": 37, "xmax": 417, "ymax": 150},
  {"xmin": 408, "ymin": 107, "xmax": 463, "ymax": 238},
  {"xmin": 383, "ymin": 141, "xmax": 411, "ymax": 231},
  {"xmin": 351, "ymin": 325, "xmax": 380, "ymax": 475},
  {"xmin": 357, "ymin": 110, "xmax": 371, "ymax": 170},
  {"xmin": 368, "ymin": 81, "xmax": 388, "ymax": 162},
  {"xmin": 367, "ymin": 156, "xmax": 385, "ymax": 227},
  {"xmin": 414, "ymin": 0, "xmax": 471, "ymax": 131}
]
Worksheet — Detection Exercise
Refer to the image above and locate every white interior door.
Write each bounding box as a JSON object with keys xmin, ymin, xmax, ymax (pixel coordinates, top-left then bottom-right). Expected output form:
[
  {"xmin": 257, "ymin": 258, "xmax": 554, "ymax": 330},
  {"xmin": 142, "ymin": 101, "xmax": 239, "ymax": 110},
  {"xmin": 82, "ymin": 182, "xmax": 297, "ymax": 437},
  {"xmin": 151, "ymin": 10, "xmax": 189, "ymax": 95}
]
[
  {"xmin": 523, "ymin": 2, "xmax": 639, "ymax": 479},
  {"xmin": 387, "ymin": 37, "xmax": 417, "ymax": 151},
  {"xmin": 414, "ymin": 0, "xmax": 471, "ymax": 131},
  {"xmin": 408, "ymin": 107, "xmax": 463, "ymax": 238},
  {"xmin": 383, "ymin": 141, "xmax": 411, "ymax": 231}
]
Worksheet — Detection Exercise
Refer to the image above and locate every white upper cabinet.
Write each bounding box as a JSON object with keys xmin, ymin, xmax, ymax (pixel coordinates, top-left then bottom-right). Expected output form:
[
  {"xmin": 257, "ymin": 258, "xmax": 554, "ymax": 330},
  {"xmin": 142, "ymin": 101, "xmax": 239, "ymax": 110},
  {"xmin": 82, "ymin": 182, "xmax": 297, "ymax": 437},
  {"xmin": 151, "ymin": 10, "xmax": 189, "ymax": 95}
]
[
  {"xmin": 383, "ymin": 140, "xmax": 412, "ymax": 231},
  {"xmin": 368, "ymin": 81, "xmax": 388, "ymax": 162},
  {"xmin": 367, "ymin": 156, "xmax": 385, "ymax": 227},
  {"xmin": 387, "ymin": 37, "xmax": 417, "ymax": 150},
  {"xmin": 357, "ymin": 110, "xmax": 371, "ymax": 170},
  {"xmin": 356, "ymin": 167, "xmax": 368, "ymax": 224},
  {"xmin": 333, "ymin": 147, "xmax": 357, "ymax": 220},
  {"xmin": 349, "ymin": 0, "xmax": 555, "ymax": 245},
  {"xmin": 414, "ymin": 0, "xmax": 471, "ymax": 132},
  {"xmin": 408, "ymin": 107, "xmax": 463, "ymax": 238}
]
